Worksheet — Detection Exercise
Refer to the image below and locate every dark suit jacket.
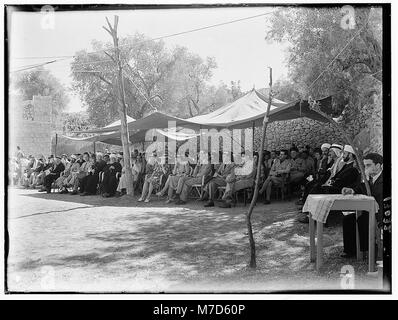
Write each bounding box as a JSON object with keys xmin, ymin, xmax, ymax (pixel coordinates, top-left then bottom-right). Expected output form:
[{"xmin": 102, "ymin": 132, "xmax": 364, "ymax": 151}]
[
  {"xmin": 49, "ymin": 162, "xmax": 65, "ymax": 178},
  {"xmin": 330, "ymin": 162, "xmax": 360, "ymax": 191},
  {"xmin": 94, "ymin": 160, "xmax": 107, "ymax": 174},
  {"xmin": 354, "ymin": 173, "xmax": 383, "ymax": 222}
]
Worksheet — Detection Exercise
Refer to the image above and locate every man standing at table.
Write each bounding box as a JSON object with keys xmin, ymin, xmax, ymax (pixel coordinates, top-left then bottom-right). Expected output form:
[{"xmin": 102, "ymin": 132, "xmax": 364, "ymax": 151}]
[{"xmin": 340, "ymin": 153, "xmax": 384, "ymax": 258}]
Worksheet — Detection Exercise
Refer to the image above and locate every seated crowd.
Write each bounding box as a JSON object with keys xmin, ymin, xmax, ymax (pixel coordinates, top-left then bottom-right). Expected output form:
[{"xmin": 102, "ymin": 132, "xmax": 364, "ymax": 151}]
[
  {"xmin": 10, "ymin": 143, "xmax": 384, "ymax": 259},
  {"xmin": 9, "ymin": 143, "xmax": 382, "ymax": 210}
]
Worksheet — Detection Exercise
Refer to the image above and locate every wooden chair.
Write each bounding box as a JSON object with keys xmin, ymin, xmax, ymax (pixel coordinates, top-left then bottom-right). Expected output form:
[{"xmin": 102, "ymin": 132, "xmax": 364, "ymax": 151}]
[
  {"xmin": 273, "ymin": 173, "xmax": 291, "ymax": 201},
  {"xmin": 190, "ymin": 175, "xmax": 205, "ymax": 199}
]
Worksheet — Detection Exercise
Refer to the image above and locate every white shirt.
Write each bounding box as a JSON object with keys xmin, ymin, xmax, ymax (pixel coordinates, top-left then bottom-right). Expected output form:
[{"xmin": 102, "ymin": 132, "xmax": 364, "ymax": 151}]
[{"xmin": 235, "ymin": 159, "xmax": 253, "ymax": 176}]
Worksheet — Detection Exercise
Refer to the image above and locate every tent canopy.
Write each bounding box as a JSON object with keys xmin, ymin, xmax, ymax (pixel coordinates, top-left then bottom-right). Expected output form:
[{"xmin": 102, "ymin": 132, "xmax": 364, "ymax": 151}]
[{"xmin": 70, "ymin": 89, "xmax": 335, "ymax": 145}]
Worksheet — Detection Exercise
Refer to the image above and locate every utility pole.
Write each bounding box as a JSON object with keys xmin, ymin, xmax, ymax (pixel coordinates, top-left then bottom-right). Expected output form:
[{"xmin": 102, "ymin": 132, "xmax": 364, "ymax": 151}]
[
  {"xmin": 246, "ymin": 67, "xmax": 273, "ymax": 268},
  {"xmin": 103, "ymin": 16, "xmax": 134, "ymax": 195}
]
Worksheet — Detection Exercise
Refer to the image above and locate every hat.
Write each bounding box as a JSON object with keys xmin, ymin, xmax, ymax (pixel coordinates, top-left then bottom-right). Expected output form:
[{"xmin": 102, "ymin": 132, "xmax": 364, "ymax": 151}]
[
  {"xmin": 343, "ymin": 145, "xmax": 355, "ymax": 154},
  {"xmin": 321, "ymin": 143, "xmax": 331, "ymax": 150},
  {"xmin": 330, "ymin": 144, "xmax": 343, "ymax": 150},
  {"xmin": 70, "ymin": 154, "xmax": 77, "ymax": 160}
]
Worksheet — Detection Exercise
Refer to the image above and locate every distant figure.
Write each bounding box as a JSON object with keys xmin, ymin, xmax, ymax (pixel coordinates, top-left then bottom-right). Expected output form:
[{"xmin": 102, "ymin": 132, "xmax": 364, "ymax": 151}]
[{"xmin": 15, "ymin": 146, "xmax": 24, "ymax": 161}]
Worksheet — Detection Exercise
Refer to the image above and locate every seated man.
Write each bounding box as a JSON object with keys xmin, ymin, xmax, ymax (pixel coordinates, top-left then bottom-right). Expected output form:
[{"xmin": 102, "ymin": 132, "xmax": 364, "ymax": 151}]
[
  {"xmin": 40, "ymin": 156, "xmax": 65, "ymax": 193},
  {"xmin": 298, "ymin": 145, "xmax": 360, "ymax": 223},
  {"xmin": 203, "ymin": 151, "xmax": 235, "ymax": 207},
  {"xmin": 175, "ymin": 151, "xmax": 212, "ymax": 204},
  {"xmin": 259, "ymin": 149, "xmax": 291, "ymax": 204},
  {"xmin": 28, "ymin": 156, "xmax": 45, "ymax": 188},
  {"xmin": 156, "ymin": 151, "xmax": 191, "ymax": 203},
  {"xmin": 60, "ymin": 154, "xmax": 81, "ymax": 194},
  {"xmin": 301, "ymin": 150, "xmax": 315, "ymax": 177},
  {"xmin": 219, "ymin": 151, "xmax": 256, "ymax": 208},
  {"xmin": 289, "ymin": 147, "xmax": 307, "ymax": 185},
  {"xmin": 70, "ymin": 152, "xmax": 91, "ymax": 195},
  {"xmin": 296, "ymin": 143, "xmax": 338, "ymax": 205},
  {"xmin": 54, "ymin": 156, "xmax": 73, "ymax": 190},
  {"xmin": 341, "ymin": 153, "xmax": 384, "ymax": 258}
]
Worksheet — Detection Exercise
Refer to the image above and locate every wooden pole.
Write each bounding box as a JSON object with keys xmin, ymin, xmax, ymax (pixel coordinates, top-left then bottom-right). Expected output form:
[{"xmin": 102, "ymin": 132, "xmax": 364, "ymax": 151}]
[
  {"xmin": 246, "ymin": 67, "xmax": 273, "ymax": 269},
  {"xmin": 55, "ymin": 133, "xmax": 58, "ymax": 157},
  {"xmin": 103, "ymin": 16, "xmax": 134, "ymax": 195}
]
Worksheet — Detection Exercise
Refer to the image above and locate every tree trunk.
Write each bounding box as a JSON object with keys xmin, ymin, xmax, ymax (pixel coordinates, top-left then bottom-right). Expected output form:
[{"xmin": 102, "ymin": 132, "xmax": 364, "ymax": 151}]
[
  {"xmin": 246, "ymin": 68, "xmax": 273, "ymax": 269},
  {"xmin": 104, "ymin": 16, "xmax": 134, "ymax": 195}
]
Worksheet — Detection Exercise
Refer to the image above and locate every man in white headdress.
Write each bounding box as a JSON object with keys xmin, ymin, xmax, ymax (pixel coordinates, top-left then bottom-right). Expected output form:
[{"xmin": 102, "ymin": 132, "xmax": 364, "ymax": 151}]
[{"xmin": 298, "ymin": 144, "xmax": 360, "ymax": 223}]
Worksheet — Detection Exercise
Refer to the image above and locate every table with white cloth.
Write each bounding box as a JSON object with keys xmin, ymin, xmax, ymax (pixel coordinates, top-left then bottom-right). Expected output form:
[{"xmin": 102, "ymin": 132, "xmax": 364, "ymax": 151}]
[{"xmin": 303, "ymin": 194, "xmax": 379, "ymax": 272}]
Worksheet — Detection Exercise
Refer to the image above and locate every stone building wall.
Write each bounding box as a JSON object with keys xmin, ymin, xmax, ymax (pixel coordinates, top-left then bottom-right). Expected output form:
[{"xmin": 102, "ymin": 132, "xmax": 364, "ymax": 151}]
[{"xmin": 9, "ymin": 95, "xmax": 60, "ymax": 158}]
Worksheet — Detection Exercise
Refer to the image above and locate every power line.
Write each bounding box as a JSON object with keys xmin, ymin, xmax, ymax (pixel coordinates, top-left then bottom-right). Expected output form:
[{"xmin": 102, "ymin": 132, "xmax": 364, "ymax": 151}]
[
  {"xmin": 10, "ymin": 59, "xmax": 65, "ymax": 73},
  {"xmin": 11, "ymin": 11, "xmax": 273, "ymax": 62},
  {"xmin": 307, "ymin": 14, "xmax": 371, "ymax": 91}
]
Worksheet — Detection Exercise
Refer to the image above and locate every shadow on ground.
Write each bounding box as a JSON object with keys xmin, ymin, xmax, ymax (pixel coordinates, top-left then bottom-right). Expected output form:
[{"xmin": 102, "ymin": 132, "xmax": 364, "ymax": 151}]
[{"xmin": 8, "ymin": 188, "xmax": 378, "ymax": 291}]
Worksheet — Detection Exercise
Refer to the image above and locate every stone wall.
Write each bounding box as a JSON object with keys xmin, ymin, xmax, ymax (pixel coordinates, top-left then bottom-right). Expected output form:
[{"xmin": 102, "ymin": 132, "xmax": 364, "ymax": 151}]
[
  {"xmin": 253, "ymin": 118, "xmax": 344, "ymax": 151},
  {"xmin": 9, "ymin": 95, "xmax": 61, "ymax": 158},
  {"xmin": 253, "ymin": 93, "xmax": 383, "ymax": 154}
]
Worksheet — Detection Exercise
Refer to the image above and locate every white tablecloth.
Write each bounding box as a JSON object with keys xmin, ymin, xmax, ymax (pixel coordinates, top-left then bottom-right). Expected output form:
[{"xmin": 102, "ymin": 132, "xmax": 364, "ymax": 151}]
[{"xmin": 303, "ymin": 194, "xmax": 379, "ymax": 223}]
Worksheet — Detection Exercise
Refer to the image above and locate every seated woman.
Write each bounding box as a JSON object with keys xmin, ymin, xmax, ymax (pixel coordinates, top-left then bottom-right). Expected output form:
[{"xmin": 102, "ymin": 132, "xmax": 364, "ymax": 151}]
[
  {"xmin": 156, "ymin": 151, "xmax": 191, "ymax": 203},
  {"xmin": 70, "ymin": 152, "xmax": 91, "ymax": 195},
  {"xmin": 138, "ymin": 150, "xmax": 165, "ymax": 203},
  {"xmin": 54, "ymin": 157, "xmax": 72, "ymax": 190},
  {"xmin": 116, "ymin": 154, "xmax": 143, "ymax": 196},
  {"xmin": 81, "ymin": 153, "xmax": 106, "ymax": 196},
  {"xmin": 101, "ymin": 154, "xmax": 122, "ymax": 197}
]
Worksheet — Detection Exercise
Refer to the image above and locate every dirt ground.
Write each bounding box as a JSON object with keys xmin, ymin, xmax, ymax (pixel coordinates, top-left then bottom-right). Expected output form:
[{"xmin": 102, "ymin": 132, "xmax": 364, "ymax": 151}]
[{"xmin": 6, "ymin": 188, "xmax": 382, "ymax": 293}]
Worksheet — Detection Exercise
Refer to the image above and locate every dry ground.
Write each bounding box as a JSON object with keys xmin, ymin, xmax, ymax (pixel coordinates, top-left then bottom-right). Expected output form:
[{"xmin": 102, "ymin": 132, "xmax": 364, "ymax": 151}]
[{"xmin": 6, "ymin": 188, "xmax": 382, "ymax": 292}]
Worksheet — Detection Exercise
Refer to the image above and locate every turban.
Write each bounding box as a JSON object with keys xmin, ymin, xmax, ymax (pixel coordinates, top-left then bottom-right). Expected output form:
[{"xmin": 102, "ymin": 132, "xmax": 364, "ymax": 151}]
[
  {"xmin": 321, "ymin": 143, "xmax": 331, "ymax": 150},
  {"xmin": 344, "ymin": 145, "xmax": 355, "ymax": 154}
]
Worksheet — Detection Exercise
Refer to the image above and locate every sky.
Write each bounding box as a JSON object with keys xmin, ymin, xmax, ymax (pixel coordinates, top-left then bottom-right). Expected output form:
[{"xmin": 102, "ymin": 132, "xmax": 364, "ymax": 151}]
[{"xmin": 9, "ymin": 6, "xmax": 290, "ymax": 112}]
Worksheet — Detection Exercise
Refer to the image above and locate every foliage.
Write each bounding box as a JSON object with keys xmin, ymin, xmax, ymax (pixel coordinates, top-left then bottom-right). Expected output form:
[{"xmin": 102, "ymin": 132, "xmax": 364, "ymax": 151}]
[
  {"xmin": 62, "ymin": 111, "xmax": 94, "ymax": 136},
  {"xmin": 265, "ymin": 6, "xmax": 382, "ymax": 118},
  {"xmin": 71, "ymin": 33, "xmax": 240, "ymax": 126},
  {"xmin": 11, "ymin": 68, "xmax": 70, "ymax": 116}
]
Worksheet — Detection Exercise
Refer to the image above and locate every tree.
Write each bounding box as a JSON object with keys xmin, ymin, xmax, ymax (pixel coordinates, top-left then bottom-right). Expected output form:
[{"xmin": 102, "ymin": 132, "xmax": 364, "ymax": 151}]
[
  {"xmin": 71, "ymin": 34, "xmax": 218, "ymax": 125},
  {"xmin": 62, "ymin": 112, "xmax": 93, "ymax": 136},
  {"xmin": 265, "ymin": 6, "xmax": 382, "ymax": 119},
  {"xmin": 103, "ymin": 15, "xmax": 134, "ymax": 196},
  {"xmin": 11, "ymin": 68, "xmax": 70, "ymax": 116}
]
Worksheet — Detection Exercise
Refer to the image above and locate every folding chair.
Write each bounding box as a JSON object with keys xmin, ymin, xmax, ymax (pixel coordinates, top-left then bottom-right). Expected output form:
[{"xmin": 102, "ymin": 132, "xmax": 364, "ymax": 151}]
[{"xmin": 190, "ymin": 175, "xmax": 205, "ymax": 199}]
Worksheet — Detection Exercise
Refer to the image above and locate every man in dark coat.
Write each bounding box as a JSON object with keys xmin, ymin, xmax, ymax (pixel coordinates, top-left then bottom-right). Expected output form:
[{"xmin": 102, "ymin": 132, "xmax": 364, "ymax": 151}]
[
  {"xmin": 40, "ymin": 156, "xmax": 65, "ymax": 193},
  {"xmin": 81, "ymin": 153, "xmax": 107, "ymax": 196},
  {"xmin": 341, "ymin": 153, "xmax": 384, "ymax": 258},
  {"xmin": 101, "ymin": 154, "xmax": 122, "ymax": 197}
]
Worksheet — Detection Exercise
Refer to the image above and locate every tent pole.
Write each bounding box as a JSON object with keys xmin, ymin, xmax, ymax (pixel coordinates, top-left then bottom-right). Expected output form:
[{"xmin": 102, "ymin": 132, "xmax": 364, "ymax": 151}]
[
  {"xmin": 93, "ymin": 141, "xmax": 96, "ymax": 154},
  {"xmin": 55, "ymin": 133, "xmax": 58, "ymax": 157},
  {"xmin": 252, "ymin": 121, "xmax": 255, "ymax": 150}
]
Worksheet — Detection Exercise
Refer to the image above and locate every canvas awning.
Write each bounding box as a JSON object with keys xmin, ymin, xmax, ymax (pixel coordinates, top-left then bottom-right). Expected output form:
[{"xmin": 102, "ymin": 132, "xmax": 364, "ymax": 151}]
[{"xmin": 71, "ymin": 89, "xmax": 335, "ymax": 145}]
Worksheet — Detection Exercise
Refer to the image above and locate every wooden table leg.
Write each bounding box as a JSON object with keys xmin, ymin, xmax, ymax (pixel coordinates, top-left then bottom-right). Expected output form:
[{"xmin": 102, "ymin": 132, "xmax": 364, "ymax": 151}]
[
  {"xmin": 316, "ymin": 221, "xmax": 323, "ymax": 271},
  {"xmin": 369, "ymin": 209, "xmax": 376, "ymax": 272},
  {"xmin": 309, "ymin": 213, "xmax": 315, "ymax": 262},
  {"xmin": 355, "ymin": 211, "xmax": 363, "ymax": 260}
]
